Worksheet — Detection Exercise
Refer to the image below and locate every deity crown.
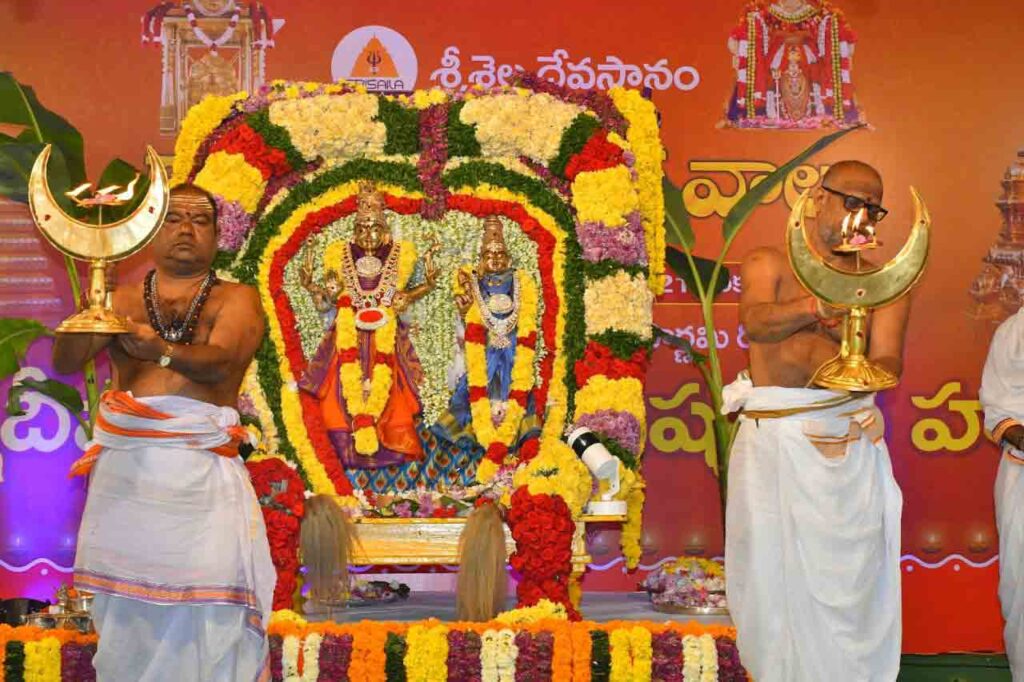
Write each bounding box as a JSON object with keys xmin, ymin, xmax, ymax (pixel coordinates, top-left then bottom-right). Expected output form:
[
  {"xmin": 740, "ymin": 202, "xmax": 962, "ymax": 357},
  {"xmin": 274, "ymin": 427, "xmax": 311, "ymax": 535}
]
[
  {"xmin": 355, "ymin": 182, "xmax": 387, "ymax": 224},
  {"xmin": 481, "ymin": 215, "xmax": 506, "ymax": 250}
]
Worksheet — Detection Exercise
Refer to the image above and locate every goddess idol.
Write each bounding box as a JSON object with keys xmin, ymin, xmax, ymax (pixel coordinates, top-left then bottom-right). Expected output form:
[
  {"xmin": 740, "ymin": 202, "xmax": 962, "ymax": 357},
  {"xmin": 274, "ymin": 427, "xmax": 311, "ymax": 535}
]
[
  {"xmin": 434, "ymin": 216, "xmax": 541, "ymax": 467},
  {"xmin": 299, "ymin": 183, "xmax": 438, "ymax": 467}
]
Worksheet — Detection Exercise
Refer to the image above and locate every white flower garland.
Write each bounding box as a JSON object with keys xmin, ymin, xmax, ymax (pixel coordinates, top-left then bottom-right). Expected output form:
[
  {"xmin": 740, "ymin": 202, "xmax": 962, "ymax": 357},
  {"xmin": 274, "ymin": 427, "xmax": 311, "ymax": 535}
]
[
  {"xmin": 281, "ymin": 635, "xmax": 301, "ymax": 681},
  {"xmin": 301, "ymin": 632, "xmax": 323, "ymax": 682},
  {"xmin": 184, "ymin": 2, "xmax": 240, "ymax": 54},
  {"xmin": 681, "ymin": 633, "xmax": 719, "ymax": 682},
  {"xmin": 481, "ymin": 628, "xmax": 519, "ymax": 682}
]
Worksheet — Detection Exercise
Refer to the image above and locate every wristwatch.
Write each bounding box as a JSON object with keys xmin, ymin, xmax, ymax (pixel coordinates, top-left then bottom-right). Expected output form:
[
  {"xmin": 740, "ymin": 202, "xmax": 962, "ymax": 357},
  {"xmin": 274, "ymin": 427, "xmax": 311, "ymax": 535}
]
[{"xmin": 158, "ymin": 342, "xmax": 175, "ymax": 368}]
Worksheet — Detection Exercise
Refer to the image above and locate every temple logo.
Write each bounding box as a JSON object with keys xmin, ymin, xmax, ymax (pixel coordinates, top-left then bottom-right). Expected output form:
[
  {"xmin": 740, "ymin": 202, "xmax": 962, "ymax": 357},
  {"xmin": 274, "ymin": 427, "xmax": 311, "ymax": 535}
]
[{"xmin": 331, "ymin": 25, "xmax": 418, "ymax": 92}]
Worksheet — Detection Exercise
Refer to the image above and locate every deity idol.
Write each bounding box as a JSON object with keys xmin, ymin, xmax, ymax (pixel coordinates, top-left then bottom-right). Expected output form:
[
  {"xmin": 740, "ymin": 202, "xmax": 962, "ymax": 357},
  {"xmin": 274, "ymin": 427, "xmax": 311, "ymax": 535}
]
[
  {"xmin": 724, "ymin": 0, "xmax": 863, "ymax": 128},
  {"xmin": 299, "ymin": 183, "xmax": 438, "ymax": 467},
  {"xmin": 434, "ymin": 216, "xmax": 541, "ymax": 463}
]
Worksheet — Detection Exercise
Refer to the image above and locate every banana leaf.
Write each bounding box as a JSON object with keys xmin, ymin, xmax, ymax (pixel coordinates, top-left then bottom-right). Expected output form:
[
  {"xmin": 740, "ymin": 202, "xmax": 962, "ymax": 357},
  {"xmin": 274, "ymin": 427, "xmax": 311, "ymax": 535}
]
[
  {"xmin": 663, "ymin": 174, "xmax": 694, "ymax": 249},
  {"xmin": 665, "ymin": 247, "xmax": 731, "ymax": 300},
  {"xmin": 0, "ymin": 72, "xmax": 85, "ymax": 185},
  {"xmin": 0, "ymin": 318, "xmax": 51, "ymax": 379},
  {"xmin": 0, "ymin": 141, "xmax": 71, "ymax": 206},
  {"xmin": 7, "ymin": 377, "xmax": 83, "ymax": 418}
]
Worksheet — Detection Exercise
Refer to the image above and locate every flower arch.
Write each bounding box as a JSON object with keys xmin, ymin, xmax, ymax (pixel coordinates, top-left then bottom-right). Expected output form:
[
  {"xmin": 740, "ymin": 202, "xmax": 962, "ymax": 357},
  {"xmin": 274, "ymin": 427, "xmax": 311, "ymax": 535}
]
[{"xmin": 172, "ymin": 77, "xmax": 665, "ymax": 610}]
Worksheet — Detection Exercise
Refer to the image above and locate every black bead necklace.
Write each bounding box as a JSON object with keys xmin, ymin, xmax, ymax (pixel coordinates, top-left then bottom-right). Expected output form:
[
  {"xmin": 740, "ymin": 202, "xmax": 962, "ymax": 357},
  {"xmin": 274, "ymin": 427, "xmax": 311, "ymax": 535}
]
[{"xmin": 143, "ymin": 269, "xmax": 217, "ymax": 344}]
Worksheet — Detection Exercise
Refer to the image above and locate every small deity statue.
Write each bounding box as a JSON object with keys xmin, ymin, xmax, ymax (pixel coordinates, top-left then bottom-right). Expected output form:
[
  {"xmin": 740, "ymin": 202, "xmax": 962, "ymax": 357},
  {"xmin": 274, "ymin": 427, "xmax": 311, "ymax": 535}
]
[
  {"xmin": 724, "ymin": 0, "xmax": 863, "ymax": 128},
  {"xmin": 435, "ymin": 216, "xmax": 541, "ymax": 462},
  {"xmin": 299, "ymin": 182, "xmax": 439, "ymax": 467}
]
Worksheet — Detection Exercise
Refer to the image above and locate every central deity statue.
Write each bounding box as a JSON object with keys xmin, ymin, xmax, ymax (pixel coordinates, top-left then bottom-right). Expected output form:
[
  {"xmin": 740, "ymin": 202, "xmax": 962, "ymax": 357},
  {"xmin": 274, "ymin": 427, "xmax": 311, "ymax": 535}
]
[{"xmin": 299, "ymin": 183, "xmax": 438, "ymax": 467}]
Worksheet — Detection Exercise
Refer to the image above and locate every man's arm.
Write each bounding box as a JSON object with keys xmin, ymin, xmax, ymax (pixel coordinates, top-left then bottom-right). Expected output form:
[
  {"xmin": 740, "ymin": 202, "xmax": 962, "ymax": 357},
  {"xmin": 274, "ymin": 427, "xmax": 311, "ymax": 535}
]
[
  {"xmin": 866, "ymin": 294, "xmax": 912, "ymax": 378},
  {"xmin": 980, "ymin": 313, "xmax": 1024, "ymax": 450},
  {"xmin": 117, "ymin": 285, "xmax": 265, "ymax": 384},
  {"xmin": 51, "ymin": 285, "xmax": 127, "ymax": 374},
  {"xmin": 739, "ymin": 248, "xmax": 827, "ymax": 343}
]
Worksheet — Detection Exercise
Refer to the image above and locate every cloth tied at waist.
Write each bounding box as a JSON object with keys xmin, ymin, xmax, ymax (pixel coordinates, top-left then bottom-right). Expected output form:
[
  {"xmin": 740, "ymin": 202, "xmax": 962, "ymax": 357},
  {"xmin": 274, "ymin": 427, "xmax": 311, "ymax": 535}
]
[
  {"xmin": 722, "ymin": 371, "xmax": 885, "ymax": 459},
  {"xmin": 71, "ymin": 391, "xmax": 250, "ymax": 478}
]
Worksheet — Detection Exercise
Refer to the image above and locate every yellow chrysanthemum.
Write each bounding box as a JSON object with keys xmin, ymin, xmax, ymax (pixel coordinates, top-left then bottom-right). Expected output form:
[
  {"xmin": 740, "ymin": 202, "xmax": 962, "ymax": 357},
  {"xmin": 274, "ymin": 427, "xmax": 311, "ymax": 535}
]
[{"xmin": 193, "ymin": 151, "xmax": 266, "ymax": 213}]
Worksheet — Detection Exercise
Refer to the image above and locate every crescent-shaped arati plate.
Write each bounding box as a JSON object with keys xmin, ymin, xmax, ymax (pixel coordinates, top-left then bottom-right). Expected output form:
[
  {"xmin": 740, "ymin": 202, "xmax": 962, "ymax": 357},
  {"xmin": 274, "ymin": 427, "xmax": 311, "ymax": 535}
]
[
  {"xmin": 786, "ymin": 188, "xmax": 930, "ymax": 308},
  {"xmin": 28, "ymin": 144, "xmax": 169, "ymax": 262}
]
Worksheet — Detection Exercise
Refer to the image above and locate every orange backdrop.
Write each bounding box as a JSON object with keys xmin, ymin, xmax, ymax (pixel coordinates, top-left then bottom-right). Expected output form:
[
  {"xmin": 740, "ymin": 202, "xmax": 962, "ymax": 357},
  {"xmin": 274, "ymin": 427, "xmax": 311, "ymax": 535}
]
[{"xmin": 2, "ymin": 0, "xmax": 1023, "ymax": 654}]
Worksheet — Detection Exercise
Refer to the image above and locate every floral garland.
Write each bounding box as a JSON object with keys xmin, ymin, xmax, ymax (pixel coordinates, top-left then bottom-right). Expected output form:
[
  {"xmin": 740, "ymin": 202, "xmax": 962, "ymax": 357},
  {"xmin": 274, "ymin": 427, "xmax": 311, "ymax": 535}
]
[
  {"xmin": 246, "ymin": 454, "xmax": 305, "ymax": 610},
  {"xmin": 458, "ymin": 267, "xmax": 539, "ymax": 467},
  {"xmin": 0, "ymin": 620, "xmax": 747, "ymax": 681},
  {"xmin": 331, "ymin": 240, "xmax": 416, "ymax": 455},
  {"xmin": 183, "ymin": 2, "xmax": 240, "ymax": 54},
  {"xmin": 506, "ymin": 487, "xmax": 578, "ymax": 620},
  {"xmin": 171, "ymin": 80, "xmax": 668, "ymax": 605}
]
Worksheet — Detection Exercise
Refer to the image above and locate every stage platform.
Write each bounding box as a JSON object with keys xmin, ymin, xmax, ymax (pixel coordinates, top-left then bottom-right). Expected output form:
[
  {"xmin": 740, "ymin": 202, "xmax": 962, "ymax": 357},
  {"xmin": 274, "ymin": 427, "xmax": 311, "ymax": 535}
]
[{"xmin": 304, "ymin": 590, "xmax": 734, "ymax": 625}]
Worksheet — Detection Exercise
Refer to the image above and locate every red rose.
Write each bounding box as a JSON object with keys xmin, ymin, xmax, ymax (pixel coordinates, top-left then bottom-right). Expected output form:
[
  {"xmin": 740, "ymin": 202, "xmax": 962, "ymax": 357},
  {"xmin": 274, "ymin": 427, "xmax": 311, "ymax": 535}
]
[
  {"xmin": 468, "ymin": 386, "xmax": 488, "ymax": 403},
  {"xmin": 464, "ymin": 324, "xmax": 488, "ymax": 345},
  {"xmin": 518, "ymin": 439, "xmax": 540, "ymax": 461},
  {"xmin": 486, "ymin": 442, "xmax": 508, "ymax": 464}
]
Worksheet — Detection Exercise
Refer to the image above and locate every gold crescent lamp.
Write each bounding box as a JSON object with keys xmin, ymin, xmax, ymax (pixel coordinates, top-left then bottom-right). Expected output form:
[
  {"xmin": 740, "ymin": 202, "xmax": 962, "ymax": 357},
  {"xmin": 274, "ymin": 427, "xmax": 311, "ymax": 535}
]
[
  {"xmin": 786, "ymin": 188, "xmax": 930, "ymax": 391},
  {"xmin": 28, "ymin": 144, "xmax": 169, "ymax": 334}
]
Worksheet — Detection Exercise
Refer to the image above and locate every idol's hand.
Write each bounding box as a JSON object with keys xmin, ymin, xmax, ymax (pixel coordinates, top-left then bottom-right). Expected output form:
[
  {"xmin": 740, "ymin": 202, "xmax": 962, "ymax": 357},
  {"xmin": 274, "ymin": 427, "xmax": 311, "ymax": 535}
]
[
  {"xmin": 455, "ymin": 293, "xmax": 472, "ymax": 316},
  {"xmin": 118, "ymin": 317, "xmax": 165, "ymax": 362}
]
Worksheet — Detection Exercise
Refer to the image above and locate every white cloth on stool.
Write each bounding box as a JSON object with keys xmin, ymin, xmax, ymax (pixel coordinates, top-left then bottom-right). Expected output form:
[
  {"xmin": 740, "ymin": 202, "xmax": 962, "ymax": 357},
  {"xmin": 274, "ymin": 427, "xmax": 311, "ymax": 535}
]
[
  {"xmin": 74, "ymin": 394, "xmax": 275, "ymax": 682},
  {"xmin": 723, "ymin": 373, "xmax": 902, "ymax": 682},
  {"xmin": 980, "ymin": 309, "xmax": 1024, "ymax": 679}
]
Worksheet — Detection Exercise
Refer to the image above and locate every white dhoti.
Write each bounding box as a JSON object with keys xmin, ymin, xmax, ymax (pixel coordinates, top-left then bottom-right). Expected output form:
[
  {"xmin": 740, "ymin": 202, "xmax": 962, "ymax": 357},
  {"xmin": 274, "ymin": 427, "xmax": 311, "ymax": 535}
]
[
  {"xmin": 723, "ymin": 374, "xmax": 902, "ymax": 682},
  {"xmin": 74, "ymin": 392, "xmax": 276, "ymax": 682},
  {"xmin": 980, "ymin": 309, "xmax": 1024, "ymax": 679}
]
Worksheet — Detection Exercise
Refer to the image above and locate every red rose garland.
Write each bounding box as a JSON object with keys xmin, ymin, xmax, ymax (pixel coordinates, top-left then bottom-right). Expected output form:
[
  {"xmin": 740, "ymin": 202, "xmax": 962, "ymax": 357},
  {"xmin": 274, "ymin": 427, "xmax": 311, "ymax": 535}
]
[
  {"xmin": 247, "ymin": 458, "xmax": 306, "ymax": 610},
  {"xmin": 209, "ymin": 121, "xmax": 292, "ymax": 180},
  {"xmin": 564, "ymin": 130, "xmax": 626, "ymax": 181},
  {"xmin": 507, "ymin": 487, "xmax": 580, "ymax": 620},
  {"xmin": 574, "ymin": 341, "xmax": 648, "ymax": 388}
]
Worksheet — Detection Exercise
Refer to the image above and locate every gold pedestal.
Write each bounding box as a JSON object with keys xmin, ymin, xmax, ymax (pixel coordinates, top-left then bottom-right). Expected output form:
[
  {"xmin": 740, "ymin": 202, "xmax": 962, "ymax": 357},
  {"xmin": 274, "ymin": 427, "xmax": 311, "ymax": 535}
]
[
  {"xmin": 350, "ymin": 514, "xmax": 625, "ymax": 610},
  {"xmin": 55, "ymin": 260, "xmax": 127, "ymax": 334},
  {"xmin": 812, "ymin": 306, "xmax": 896, "ymax": 392}
]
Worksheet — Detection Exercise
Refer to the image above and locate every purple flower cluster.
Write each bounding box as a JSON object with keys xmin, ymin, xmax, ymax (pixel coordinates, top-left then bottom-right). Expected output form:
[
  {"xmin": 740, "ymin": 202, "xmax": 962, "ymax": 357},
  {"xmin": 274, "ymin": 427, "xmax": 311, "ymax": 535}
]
[
  {"xmin": 651, "ymin": 631, "xmax": 683, "ymax": 681},
  {"xmin": 573, "ymin": 409, "xmax": 642, "ymax": 455},
  {"xmin": 446, "ymin": 630, "xmax": 483, "ymax": 682},
  {"xmin": 715, "ymin": 636, "xmax": 748, "ymax": 682},
  {"xmin": 214, "ymin": 197, "xmax": 253, "ymax": 252},
  {"xmin": 577, "ymin": 212, "xmax": 647, "ymax": 267},
  {"xmin": 268, "ymin": 635, "xmax": 283, "ymax": 681},
  {"xmin": 60, "ymin": 642, "xmax": 96, "ymax": 682},
  {"xmin": 319, "ymin": 633, "xmax": 353, "ymax": 679},
  {"xmin": 514, "ymin": 631, "xmax": 553, "ymax": 681},
  {"xmin": 418, "ymin": 103, "xmax": 449, "ymax": 220},
  {"xmin": 517, "ymin": 155, "xmax": 572, "ymax": 198}
]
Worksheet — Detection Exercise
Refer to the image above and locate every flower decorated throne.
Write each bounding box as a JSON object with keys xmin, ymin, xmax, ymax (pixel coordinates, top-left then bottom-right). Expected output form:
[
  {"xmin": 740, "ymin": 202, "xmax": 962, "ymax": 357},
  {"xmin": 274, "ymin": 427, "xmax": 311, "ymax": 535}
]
[{"xmin": 172, "ymin": 76, "xmax": 664, "ymax": 615}]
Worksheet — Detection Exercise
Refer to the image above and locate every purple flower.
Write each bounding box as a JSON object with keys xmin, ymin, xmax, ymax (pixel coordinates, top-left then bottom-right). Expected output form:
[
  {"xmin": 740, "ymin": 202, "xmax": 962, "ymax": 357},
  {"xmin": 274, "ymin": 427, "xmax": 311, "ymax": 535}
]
[
  {"xmin": 652, "ymin": 631, "xmax": 683, "ymax": 682},
  {"xmin": 418, "ymin": 103, "xmax": 449, "ymax": 220},
  {"xmin": 214, "ymin": 197, "xmax": 253, "ymax": 252},
  {"xmin": 577, "ymin": 212, "xmax": 647, "ymax": 266},
  {"xmin": 573, "ymin": 410, "xmax": 642, "ymax": 455},
  {"xmin": 61, "ymin": 642, "xmax": 97, "ymax": 682},
  {"xmin": 716, "ymin": 636, "xmax": 749, "ymax": 682},
  {"xmin": 416, "ymin": 494, "xmax": 436, "ymax": 517},
  {"xmin": 319, "ymin": 634, "xmax": 353, "ymax": 679},
  {"xmin": 447, "ymin": 630, "xmax": 483, "ymax": 682},
  {"xmin": 394, "ymin": 501, "xmax": 413, "ymax": 518}
]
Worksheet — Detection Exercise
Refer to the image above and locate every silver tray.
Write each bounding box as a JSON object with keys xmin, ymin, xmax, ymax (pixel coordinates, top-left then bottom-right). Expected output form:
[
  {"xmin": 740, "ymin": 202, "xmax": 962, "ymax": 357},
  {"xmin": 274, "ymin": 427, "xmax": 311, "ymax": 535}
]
[{"xmin": 650, "ymin": 603, "xmax": 730, "ymax": 616}]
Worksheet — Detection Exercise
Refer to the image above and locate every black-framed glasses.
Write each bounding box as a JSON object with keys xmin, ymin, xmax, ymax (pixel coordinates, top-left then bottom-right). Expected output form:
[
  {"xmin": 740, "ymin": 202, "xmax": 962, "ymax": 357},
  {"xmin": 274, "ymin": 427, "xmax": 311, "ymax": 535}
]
[{"xmin": 822, "ymin": 186, "xmax": 889, "ymax": 223}]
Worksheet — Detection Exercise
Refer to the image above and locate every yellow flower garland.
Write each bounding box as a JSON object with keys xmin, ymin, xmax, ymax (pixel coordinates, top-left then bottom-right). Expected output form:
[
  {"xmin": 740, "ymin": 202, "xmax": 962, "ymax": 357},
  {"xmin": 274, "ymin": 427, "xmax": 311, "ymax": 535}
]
[
  {"xmin": 331, "ymin": 240, "xmax": 416, "ymax": 455},
  {"xmin": 571, "ymin": 166, "xmax": 640, "ymax": 226},
  {"xmin": 609, "ymin": 628, "xmax": 633, "ymax": 682},
  {"xmin": 23, "ymin": 637, "xmax": 59, "ymax": 682},
  {"xmin": 513, "ymin": 438, "xmax": 591, "ymax": 518},
  {"xmin": 171, "ymin": 91, "xmax": 248, "ymax": 185},
  {"xmin": 609, "ymin": 88, "xmax": 667, "ymax": 295},
  {"xmin": 193, "ymin": 150, "xmax": 267, "ymax": 213},
  {"xmin": 404, "ymin": 623, "xmax": 449, "ymax": 682},
  {"xmin": 618, "ymin": 465, "xmax": 646, "ymax": 570},
  {"xmin": 460, "ymin": 92, "xmax": 582, "ymax": 161},
  {"xmin": 269, "ymin": 93, "xmax": 387, "ymax": 164},
  {"xmin": 494, "ymin": 598, "xmax": 568, "ymax": 624},
  {"xmin": 574, "ymin": 376, "xmax": 646, "ymax": 435},
  {"xmin": 456, "ymin": 267, "xmax": 539, "ymax": 455}
]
